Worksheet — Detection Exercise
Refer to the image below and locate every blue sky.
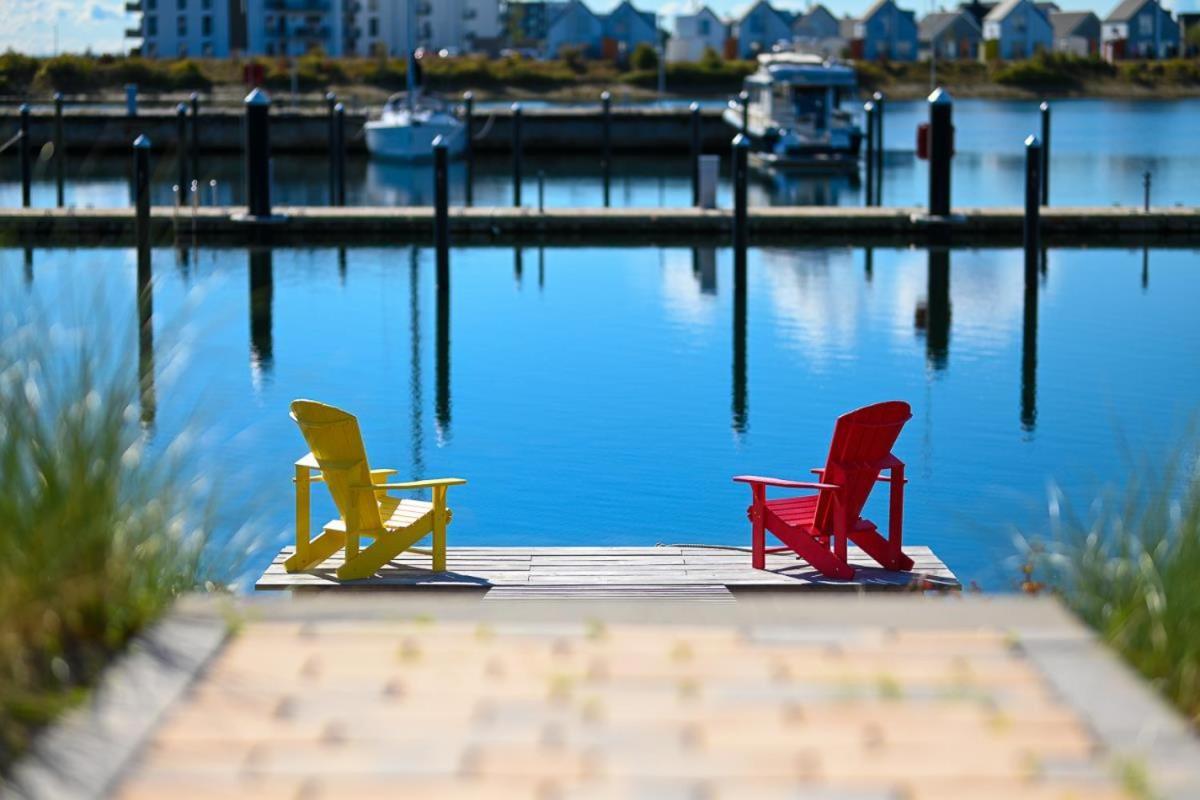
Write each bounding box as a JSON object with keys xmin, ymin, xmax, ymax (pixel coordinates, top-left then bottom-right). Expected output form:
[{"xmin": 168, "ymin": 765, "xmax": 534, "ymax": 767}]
[{"xmin": 2, "ymin": 0, "xmax": 1196, "ymax": 56}]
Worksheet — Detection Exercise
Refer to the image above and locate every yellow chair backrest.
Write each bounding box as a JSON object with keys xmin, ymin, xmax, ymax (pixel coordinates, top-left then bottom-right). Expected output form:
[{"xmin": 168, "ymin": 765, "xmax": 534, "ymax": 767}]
[{"xmin": 290, "ymin": 399, "xmax": 383, "ymax": 535}]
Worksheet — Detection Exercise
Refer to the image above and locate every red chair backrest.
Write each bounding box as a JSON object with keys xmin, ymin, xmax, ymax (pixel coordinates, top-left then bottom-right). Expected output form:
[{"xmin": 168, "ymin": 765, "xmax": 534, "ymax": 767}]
[{"xmin": 813, "ymin": 401, "xmax": 912, "ymax": 532}]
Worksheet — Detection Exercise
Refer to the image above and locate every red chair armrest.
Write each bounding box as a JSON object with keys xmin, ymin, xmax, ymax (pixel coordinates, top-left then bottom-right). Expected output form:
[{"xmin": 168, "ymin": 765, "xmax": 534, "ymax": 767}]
[{"xmin": 733, "ymin": 475, "xmax": 840, "ymax": 491}]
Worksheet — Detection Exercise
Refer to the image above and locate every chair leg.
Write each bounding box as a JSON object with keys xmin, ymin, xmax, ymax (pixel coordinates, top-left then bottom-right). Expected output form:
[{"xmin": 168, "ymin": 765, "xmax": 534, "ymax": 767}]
[
  {"xmin": 432, "ymin": 485, "xmax": 448, "ymax": 572},
  {"xmin": 763, "ymin": 507, "xmax": 854, "ymax": 580},
  {"xmin": 338, "ymin": 513, "xmax": 434, "ymax": 581},
  {"xmin": 750, "ymin": 485, "xmax": 766, "ymax": 570}
]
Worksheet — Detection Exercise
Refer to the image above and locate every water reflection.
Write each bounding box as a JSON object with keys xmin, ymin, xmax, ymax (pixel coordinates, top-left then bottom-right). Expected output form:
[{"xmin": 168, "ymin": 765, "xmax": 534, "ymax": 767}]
[
  {"xmin": 918, "ymin": 249, "xmax": 952, "ymax": 371},
  {"xmin": 408, "ymin": 247, "xmax": 424, "ymax": 477},
  {"xmin": 732, "ymin": 247, "xmax": 748, "ymax": 436},
  {"xmin": 136, "ymin": 249, "xmax": 155, "ymax": 428},
  {"xmin": 23, "ymin": 248, "xmax": 32, "ymax": 286},
  {"xmin": 435, "ymin": 242, "xmax": 452, "ymax": 442},
  {"xmin": 692, "ymin": 248, "xmax": 717, "ymax": 295},
  {"xmin": 1021, "ymin": 262, "xmax": 1038, "ymax": 432},
  {"xmin": 248, "ymin": 249, "xmax": 273, "ymax": 386}
]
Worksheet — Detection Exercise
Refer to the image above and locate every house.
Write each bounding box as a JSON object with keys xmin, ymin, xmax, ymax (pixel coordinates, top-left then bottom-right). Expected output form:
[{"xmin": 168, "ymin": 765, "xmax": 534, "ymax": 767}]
[
  {"xmin": 960, "ymin": 0, "xmax": 998, "ymax": 28},
  {"xmin": 793, "ymin": 4, "xmax": 847, "ymax": 57},
  {"xmin": 1181, "ymin": 12, "xmax": 1200, "ymax": 57},
  {"xmin": 853, "ymin": 0, "xmax": 919, "ymax": 61},
  {"xmin": 1102, "ymin": 0, "xmax": 1179, "ymax": 59},
  {"xmin": 982, "ymin": 0, "xmax": 1053, "ymax": 60},
  {"xmin": 733, "ymin": 0, "xmax": 795, "ymax": 59},
  {"xmin": 919, "ymin": 10, "xmax": 982, "ymax": 60},
  {"xmin": 602, "ymin": 0, "xmax": 659, "ymax": 60},
  {"xmin": 666, "ymin": 4, "xmax": 728, "ymax": 62},
  {"xmin": 546, "ymin": 0, "xmax": 605, "ymax": 58},
  {"xmin": 1050, "ymin": 10, "xmax": 1100, "ymax": 56},
  {"xmin": 505, "ymin": 1, "xmax": 570, "ymax": 50}
]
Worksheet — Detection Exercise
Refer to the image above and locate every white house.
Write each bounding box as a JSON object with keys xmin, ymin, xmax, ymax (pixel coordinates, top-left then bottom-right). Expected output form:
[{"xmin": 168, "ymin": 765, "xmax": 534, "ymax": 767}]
[
  {"xmin": 667, "ymin": 3, "xmax": 727, "ymax": 62},
  {"xmin": 352, "ymin": 0, "xmax": 501, "ymax": 57},
  {"xmin": 982, "ymin": 0, "xmax": 1054, "ymax": 60},
  {"xmin": 129, "ymin": 0, "xmax": 236, "ymax": 58}
]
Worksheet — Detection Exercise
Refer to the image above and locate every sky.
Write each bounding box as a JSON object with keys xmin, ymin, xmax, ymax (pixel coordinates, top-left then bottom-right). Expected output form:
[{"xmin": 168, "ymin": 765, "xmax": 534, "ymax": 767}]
[{"xmin": 2, "ymin": 0, "xmax": 1196, "ymax": 56}]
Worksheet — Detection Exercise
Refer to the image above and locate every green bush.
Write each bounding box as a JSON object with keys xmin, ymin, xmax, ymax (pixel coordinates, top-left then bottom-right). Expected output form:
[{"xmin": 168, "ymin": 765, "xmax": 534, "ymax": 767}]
[
  {"xmin": 166, "ymin": 59, "xmax": 213, "ymax": 91},
  {"xmin": 699, "ymin": 46, "xmax": 724, "ymax": 71},
  {"xmin": 0, "ymin": 321, "xmax": 217, "ymax": 770},
  {"xmin": 32, "ymin": 55, "xmax": 99, "ymax": 93},
  {"xmin": 630, "ymin": 42, "xmax": 659, "ymax": 72},
  {"xmin": 1028, "ymin": 444, "xmax": 1200, "ymax": 726},
  {"xmin": 0, "ymin": 51, "xmax": 39, "ymax": 94},
  {"xmin": 623, "ymin": 60, "xmax": 755, "ymax": 91},
  {"xmin": 994, "ymin": 51, "xmax": 1116, "ymax": 90}
]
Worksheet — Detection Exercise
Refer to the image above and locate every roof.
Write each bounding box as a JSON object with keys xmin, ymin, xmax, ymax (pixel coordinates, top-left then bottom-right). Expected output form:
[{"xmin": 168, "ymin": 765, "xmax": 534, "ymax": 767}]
[
  {"xmin": 919, "ymin": 10, "xmax": 979, "ymax": 39},
  {"xmin": 861, "ymin": 0, "xmax": 893, "ymax": 21},
  {"xmin": 548, "ymin": 0, "xmax": 601, "ymax": 29},
  {"xmin": 1105, "ymin": 0, "xmax": 1154, "ymax": 22},
  {"xmin": 1050, "ymin": 10, "xmax": 1097, "ymax": 36},
  {"xmin": 839, "ymin": 15, "xmax": 858, "ymax": 37},
  {"xmin": 984, "ymin": 0, "xmax": 1044, "ymax": 24}
]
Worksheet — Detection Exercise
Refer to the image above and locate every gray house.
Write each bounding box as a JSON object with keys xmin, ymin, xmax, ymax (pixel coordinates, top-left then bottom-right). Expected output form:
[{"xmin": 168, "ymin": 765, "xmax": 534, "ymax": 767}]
[
  {"xmin": 982, "ymin": 0, "xmax": 1053, "ymax": 60},
  {"xmin": 1102, "ymin": 0, "xmax": 1179, "ymax": 59},
  {"xmin": 919, "ymin": 10, "xmax": 982, "ymax": 60},
  {"xmin": 734, "ymin": 0, "xmax": 795, "ymax": 58},
  {"xmin": 793, "ymin": 4, "xmax": 846, "ymax": 56},
  {"xmin": 1051, "ymin": 10, "xmax": 1100, "ymax": 55},
  {"xmin": 854, "ymin": 0, "xmax": 919, "ymax": 61}
]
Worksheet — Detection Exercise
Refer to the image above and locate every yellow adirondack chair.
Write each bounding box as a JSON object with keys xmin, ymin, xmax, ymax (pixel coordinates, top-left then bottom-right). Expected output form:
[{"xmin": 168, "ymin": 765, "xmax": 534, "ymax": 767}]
[{"xmin": 285, "ymin": 399, "xmax": 466, "ymax": 580}]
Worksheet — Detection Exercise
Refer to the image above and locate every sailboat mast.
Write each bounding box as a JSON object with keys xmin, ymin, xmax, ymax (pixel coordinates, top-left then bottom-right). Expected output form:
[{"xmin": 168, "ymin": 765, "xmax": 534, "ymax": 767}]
[{"xmin": 405, "ymin": 0, "xmax": 416, "ymax": 110}]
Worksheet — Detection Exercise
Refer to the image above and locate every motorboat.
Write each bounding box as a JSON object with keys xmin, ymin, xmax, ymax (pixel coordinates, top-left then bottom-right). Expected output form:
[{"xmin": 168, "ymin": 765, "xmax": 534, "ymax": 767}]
[
  {"xmin": 723, "ymin": 53, "xmax": 862, "ymax": 173},
  {"xmin": 364, "ymin": 91, "xmax": 467, "ymax": 161}
]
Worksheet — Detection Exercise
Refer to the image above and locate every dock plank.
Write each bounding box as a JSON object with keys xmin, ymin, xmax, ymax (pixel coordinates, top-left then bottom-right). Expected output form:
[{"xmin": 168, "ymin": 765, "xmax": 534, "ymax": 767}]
[{"xmin": 256, "ymin": 545, "xmax": 959, "ymax": 594}]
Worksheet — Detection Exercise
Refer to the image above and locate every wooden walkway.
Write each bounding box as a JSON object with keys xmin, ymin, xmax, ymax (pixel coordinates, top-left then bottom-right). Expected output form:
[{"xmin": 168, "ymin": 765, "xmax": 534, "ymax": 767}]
[{"xmin": 255, "ymin": 545, "xmax": 959, "ymax": 596}]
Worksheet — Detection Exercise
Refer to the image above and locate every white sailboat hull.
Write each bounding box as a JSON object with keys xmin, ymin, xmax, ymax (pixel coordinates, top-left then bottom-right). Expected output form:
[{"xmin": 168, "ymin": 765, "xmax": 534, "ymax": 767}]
[{"xmin": 364, "ymin": 117, "xmax": 467, "ymax": 161}]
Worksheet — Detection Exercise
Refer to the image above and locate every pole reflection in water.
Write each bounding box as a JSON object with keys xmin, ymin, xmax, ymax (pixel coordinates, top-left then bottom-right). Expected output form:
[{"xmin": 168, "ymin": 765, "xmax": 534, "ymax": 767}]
[
  {"xmin": 924, "ymin": 248, "xmax": 951, "ymax": 370},
  {"xmin": 338, "ymin": 247, "xmax": 347, "ymax": 285},
  {"xmin": 1021, "ymin": 252, "xmax": 1039, "ymax": 432},
  {"xmin": 249, "ymin": 249, "xmax": 274, "ymax": 386},
  {"xmin": 136, "ymin": 247, "xmax": 156, "ymax": 428},
  {"xmin": 692, "ymin": 247, "xmax": 716, "ymax": 295},
  {"xmin": 513, "ymin": 247, "xmax": 523, "ymax": 287},
  {"xmin": 175, "ymin": 245, "xmax": 191, "ymax": 282},
  {"xmin": 864, "ymin": 247, "xmax": 873, "ymax": 282},
  {"xmin": 538, "ymin": 247, "xmax": 545, "ymax": 290},
  {"xmin": 408, "ymin": 247, "xmax": 424, "ymax": 476},
  {"xmin": 23, "ymin": 248, "xmax": 32, "ymax": 286},
  {"xmin": 732, "ymin": 250, "xmax": 748, "ymax": 435},
  {"xmin": 436, "ymin": 245, "xmax": 452, "ymax": 442},
  {"xmin": 1142, "ymin": 247, "xmax": 1149, "ymax": 290}
]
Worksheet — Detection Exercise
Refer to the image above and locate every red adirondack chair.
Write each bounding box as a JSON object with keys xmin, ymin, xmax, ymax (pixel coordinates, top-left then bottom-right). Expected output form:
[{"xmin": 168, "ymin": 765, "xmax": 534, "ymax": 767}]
[{"xmin": 733, "ymin": 401, "xmax": 916, "ymax": 579}]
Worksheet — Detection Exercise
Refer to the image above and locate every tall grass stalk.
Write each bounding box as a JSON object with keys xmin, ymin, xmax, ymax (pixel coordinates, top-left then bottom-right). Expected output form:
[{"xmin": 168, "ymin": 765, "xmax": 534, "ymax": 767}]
[
  {"xmin": 0, "ymin": 322, "xmax": 214, "ymax": 772},
  {"xmin": 1033, "ymin": 448, "xmax": 1200, "ymax": 726}
]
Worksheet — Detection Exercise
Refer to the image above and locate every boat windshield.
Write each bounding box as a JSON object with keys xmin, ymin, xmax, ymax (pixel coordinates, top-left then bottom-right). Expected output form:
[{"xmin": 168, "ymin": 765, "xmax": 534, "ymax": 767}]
[{"xmin": 791, "ymin": 86, "xmax": 829, "ymax": 131}]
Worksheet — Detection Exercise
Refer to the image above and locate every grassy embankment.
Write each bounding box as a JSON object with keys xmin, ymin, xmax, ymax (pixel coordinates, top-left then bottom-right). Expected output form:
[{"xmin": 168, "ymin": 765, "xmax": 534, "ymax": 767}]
[
  {"xmin": 0, "ymin": 323, "xmax": 216, "ymax": 775},
  {"xmin": 3, "ymin": 49, "xmax": 1200, "ymax": 102},
  {"xmin": 1027, "ymin": 447, "xmax": 1200, "ymax": 728}
]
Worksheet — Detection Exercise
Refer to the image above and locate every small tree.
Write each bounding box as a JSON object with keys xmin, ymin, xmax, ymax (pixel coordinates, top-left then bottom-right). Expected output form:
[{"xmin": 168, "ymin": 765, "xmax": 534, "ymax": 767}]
[
  {"xmin": 630, "ymin": 41, "xmax": 658, "ymax": 71},
  {"xmin": 699, "ymin": 46, "xmax": 723, "ymax": 70}
]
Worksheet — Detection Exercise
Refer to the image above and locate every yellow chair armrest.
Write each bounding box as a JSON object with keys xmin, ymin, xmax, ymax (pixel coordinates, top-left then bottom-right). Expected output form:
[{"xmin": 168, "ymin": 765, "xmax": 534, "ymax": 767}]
[
  {"xmin": 373, "ymin": 478, "xmax": 467, "ymax": 490},
  {"xmin": 370, "ymin": 469, "xmax": 399, "ymax": 483}
]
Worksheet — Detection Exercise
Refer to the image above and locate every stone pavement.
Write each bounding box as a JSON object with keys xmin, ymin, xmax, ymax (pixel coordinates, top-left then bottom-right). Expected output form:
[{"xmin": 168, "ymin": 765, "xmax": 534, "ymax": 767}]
[{"xmin": 11, "ymin": 596, "xmax": 1200, "ymax": 799}]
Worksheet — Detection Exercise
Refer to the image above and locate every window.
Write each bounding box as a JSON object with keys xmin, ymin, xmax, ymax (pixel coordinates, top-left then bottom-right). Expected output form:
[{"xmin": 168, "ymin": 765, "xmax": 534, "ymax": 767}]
[
  {"xmin": 177, "ymin": 15, "xmax": 186, "ymax": 35},
  {"xmin": 699, "ymin": 18, "xmax": 710, "ymax": 36},
  {"xmin": 201, "ymin": 14, "xmax": 211, "ymax": 35},
  {"xmin": 178, "ymin": 0, "xmax": 185, "ymax": 9},
  {"xmin": 368, "ymin": 17, "xmax": 379, "ymax": 36},
  {"xmin": 368, "ymin": 0, "xmax": 378, "ymax": 11},
  {"xmin": 201, "ymin": 0, "xmax": 211, "ymax": 7},
  {"xmin": 202, "ymin": 42, "xmax": 213, "ymax": 55},
  {"xmin": 146, "ymin": 0, "xmax": 155, "ymax": 9},
  {"xmin": 1138, "ymin": 14, "xmax": 1153, "ymax": 35},
  {"xmin": 147, "ymin": 14, "xmax": 157, "ymax": 35}
]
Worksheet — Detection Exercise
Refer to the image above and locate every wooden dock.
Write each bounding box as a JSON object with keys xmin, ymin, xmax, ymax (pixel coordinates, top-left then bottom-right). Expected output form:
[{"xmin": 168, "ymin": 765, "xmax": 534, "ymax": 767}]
[
  {"xmin": 3, "ymin": 205, "xmax": 1198, "ymax": 248},
  {"xmin": 254, "ymin": 545, "xmax": 960, "ymax": 598}
]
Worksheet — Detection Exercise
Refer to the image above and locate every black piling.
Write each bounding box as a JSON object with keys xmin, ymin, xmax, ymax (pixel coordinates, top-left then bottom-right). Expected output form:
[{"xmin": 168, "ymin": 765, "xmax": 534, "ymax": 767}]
[
  {"xmin": 732, "ymin": 134, "xmax": 749, "ymax": 275},
  {"xmin": 739, "ymin": 90, "xmax": 749, "ymax": 134},
  {"xmin": 53, "ymin": 93, "xmax": 65, "ymax": 208},
  {"xmin": 326, "ymin": 92, "xmax": 337, "ymax": 202},
  {"xmin": 133, "ymin": 134, "xmax": 152, "ymax": 285},
  {"xmin": 1143, "ymin": 171, "xmax": 1151, "ymax": 212},
  {"xmin": 331, "ymin": 102, "xmax": 346, "ymax": 206},
  {"xmin": 189, "ymin": 92, "xmax": 200, "ymax": 189},
  {"xmin": 601, "ymin": 91, "xmax": 612, "ymax": 207},
  {"xmin": 1024, "ymin": 135, "xmax": 1042, "ymax": 287},
  {"xmin": 244, "ymin": 88, "xmax": 272, "ymax": 218},
  {"xmin": 126, "ymin": 84, "xmax": 138, "ymax": 117},
  {"xmin": 176, "ymin": 103, "xmax": 189, "ymax": 194},
  {"xmin": 732, "ymin": 134, "xmax": 750, "ymax": 436},
  {"xmin": 433, "ymin": 135, "xmax": 449, "ymax": 277},
  {"xmin": 463, "ymin": 91, "xmax": 474, "ymax": 206},
  {"xmin": 18, "ymin": 103, "xmax": 31, "ymax": 208},
  {"xmin": 134, "ymin": 133, "xmax": 155, "ymax": 426},
  {"xmin": 927, "ymin": 88, "xmax": 953, "ymax": 217},
  {"xmin": 1039, "ymin": 101, "xmax": 1051, "ymax": 206},
  {"xmin": 863, "ymin": 100, "xmax": 875, "ymax": 207},
  {"xmin": 872, "ymin": 91, "xmax": 884, "ymax": 202},
  {"xmin": 690, "ymin": 102, "xmax": 701, "ymax": 207},
  {"xmin": 511, "ymin": 102, "xmax": 522, "ymax": 207}
]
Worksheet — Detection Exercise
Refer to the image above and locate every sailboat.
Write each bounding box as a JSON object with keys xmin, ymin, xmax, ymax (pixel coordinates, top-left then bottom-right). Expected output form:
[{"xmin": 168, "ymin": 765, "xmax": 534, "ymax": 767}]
[{"xmin": 363, "ymin": 1, "xmax": 467, "ymax": 161}]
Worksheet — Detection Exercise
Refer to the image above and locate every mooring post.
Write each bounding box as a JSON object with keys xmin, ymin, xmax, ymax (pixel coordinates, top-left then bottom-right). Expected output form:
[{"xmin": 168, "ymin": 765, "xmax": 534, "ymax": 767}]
[
  {"xmin": 325, "ymin": 92, "xmax": 337, "ymax": 202},
  {"xmin": 18, "ymin": 103, "xmax": 31, "ymax": 208},
  {"xmin": 732, "ymin": 134, "xmax": 749, "ymax": 277},
  {"xmin": 601, "ymin": 91, "xmax": 612, "ymax": 207},
  {"xmin": 1024, "ymin": 135, "xmax": 1042, "ymax": 288},
  {"xmin": 175, "ymin": 103, "xmax": 189, "ymax": 193},
  {"xmin": 537, "ymin": 170, "xmax": 545, "ymax": 212},
  {"xmin": 1143, "ymin": 171, "xmax": 1151, "ymax": 212},
  {"xmin": 133, "ymin": 135, "xmax": 152, "ymax": 290},
  {"xmin": 244, "ymin": 88, "xmax": 272, "ymax": 218},
  {"xmin": 53, "ymin": 93, "xmax": 65, "ymax": 208},
  {"xmin": 332, "ymin": 102, "xmax": 346, "ymax": 206},
  {"xmin": 463, "ymin": 91, "xmax": 474, "ymax": 206},
  {"xmin": 189, "ymin": 92, "xmax": 200, "ymax": 189},
  {"xmin": 863, "ymin": 100, "xmax": 875, "ymax": 207},
  {"xmin": 689, "ymin": 102, "xmax": 701, "ymax": 207},
  {"xmin": 872, "ymin": 91, "xmax": 884, "ymax": 202},
  {"xmin": 739, "ymin": 90, "xmax": 749, "ymax": 134},
  {"xmin": 511, "ymin": 102, "xmax": 522, "ymax": 207},
  {"xmin": 126, "ymin": 84, "xmax": 138, "ymax": 117},
  {"xmin": 433, "ymin": 135, "xmax": 449, "ymax": 278},
  {"xmin": 927, "ymin": 88, "xmax": 953, "ymax": 218},
  {"xmin": 1039, "ymin": 101, "xmax": 1050, "ymax": 206}
]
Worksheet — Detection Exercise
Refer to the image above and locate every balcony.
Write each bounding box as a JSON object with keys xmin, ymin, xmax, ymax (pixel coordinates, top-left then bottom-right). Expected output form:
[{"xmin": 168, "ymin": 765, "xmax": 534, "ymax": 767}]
[
  {"xmin": 125, "ymin": 27, "xmax": 143, "ymax": 37},
  {"xmin": 263, "ymin": 0, "xmax": 330, "ymax": 12},
  {"xmin": 125, "ymin": 1, "xmax": 141, "ymax": 11}
]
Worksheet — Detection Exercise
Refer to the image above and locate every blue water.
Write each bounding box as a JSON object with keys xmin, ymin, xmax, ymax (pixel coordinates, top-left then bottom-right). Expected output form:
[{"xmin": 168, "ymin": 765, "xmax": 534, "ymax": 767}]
[
  {"xmin": 3, "ymin": 244, "xmax": 1197, "ymax": 590},
  {"xmin": 2, "ymin": 97, "xmax": 1198, "ymax": 209}
]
